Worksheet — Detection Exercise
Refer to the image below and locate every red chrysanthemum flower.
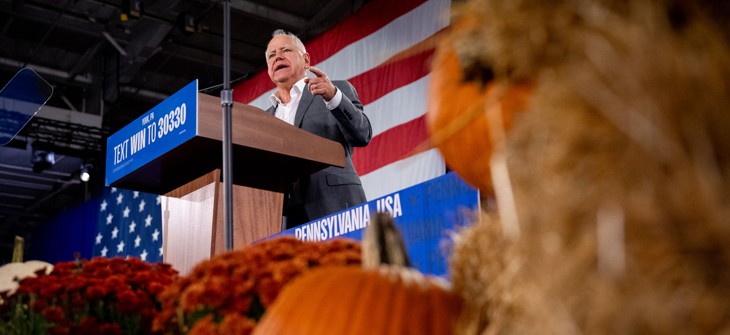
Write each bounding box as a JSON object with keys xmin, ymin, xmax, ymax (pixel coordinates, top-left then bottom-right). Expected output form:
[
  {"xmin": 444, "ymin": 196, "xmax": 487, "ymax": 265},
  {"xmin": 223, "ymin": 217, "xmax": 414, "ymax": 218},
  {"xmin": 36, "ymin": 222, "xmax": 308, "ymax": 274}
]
[{"xmin": 0, "ymin": 257, "xmax": 177, "ymax": 335}]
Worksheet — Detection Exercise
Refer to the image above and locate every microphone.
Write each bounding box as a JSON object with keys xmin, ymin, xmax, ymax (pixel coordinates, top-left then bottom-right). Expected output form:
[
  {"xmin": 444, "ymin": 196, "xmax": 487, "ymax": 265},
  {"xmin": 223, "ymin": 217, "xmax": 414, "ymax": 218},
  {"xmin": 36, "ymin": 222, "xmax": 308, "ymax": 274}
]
[{"xmin": 199, "ymin": 72, "xmax": 254, "ymax": 94}]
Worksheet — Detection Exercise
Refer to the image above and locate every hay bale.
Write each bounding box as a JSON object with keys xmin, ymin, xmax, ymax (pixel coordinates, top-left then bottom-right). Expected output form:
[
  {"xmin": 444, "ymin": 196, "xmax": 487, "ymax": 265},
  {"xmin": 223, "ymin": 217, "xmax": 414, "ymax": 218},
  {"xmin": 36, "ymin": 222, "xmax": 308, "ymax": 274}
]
[{"xmin": 447, "ymin": 0, "xmax": 730, "ymax": 334}]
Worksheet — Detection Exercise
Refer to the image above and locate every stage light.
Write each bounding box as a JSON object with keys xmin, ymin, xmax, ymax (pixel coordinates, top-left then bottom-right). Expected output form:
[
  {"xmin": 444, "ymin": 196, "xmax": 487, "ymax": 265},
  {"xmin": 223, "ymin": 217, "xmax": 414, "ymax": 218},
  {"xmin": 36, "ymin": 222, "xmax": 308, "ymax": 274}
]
[
  {"xmin": 177, "ymin": 12, "xmax": 196, "ymax": 34},
  {"xmin": 80, "ymin": 163, "xmax": 93, "ymax": 182},
  {"xmin": 31, "ymin": 150, "xmax": 54, "ymax": 173},
  {"xmin": 123, "ymin": 0, "xmax": 143, "ymax": 19}
]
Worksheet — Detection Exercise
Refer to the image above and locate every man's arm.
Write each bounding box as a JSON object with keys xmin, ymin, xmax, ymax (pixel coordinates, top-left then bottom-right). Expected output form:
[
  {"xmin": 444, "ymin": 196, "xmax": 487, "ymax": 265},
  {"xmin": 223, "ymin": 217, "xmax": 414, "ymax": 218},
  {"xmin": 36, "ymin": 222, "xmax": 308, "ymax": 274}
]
[
  {"xmin": 330, "ymin": 80, "xmax": 372, "ymax": 147},
  {"xmin": 306, "ymin": 66, "xmax": 372, "ymax": 147}
]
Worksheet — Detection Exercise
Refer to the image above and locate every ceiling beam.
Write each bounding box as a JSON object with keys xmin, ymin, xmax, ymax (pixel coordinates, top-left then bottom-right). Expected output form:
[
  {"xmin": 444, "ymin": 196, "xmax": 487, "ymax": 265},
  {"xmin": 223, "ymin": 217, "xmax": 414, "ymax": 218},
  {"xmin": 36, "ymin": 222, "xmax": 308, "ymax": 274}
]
[
  {"xmin": 1, "ymin": 14, "xmax": 13, "ymax": 35},
  {"xmin": 0, "ymin": 163, "xmax": 72, "ymax": 178},
  {"xmin": 0, "ymin": 1, "xmax": 104, "ymax": 39},
  {"xmin": 0, "ymin": 192, "xmax": 34, "ymax": 200},
  {"xmin": 67, "ymin": 40, "xmax": 104, "ymax": 81},
  {"xmin": 160, "ymin": 42, "xmax": 258, "ymax": 73},
  {"xmin": 230, "ymin": 0, "xmax": 308, "ymax": 30},
  {"xmin": 0, "ymin": 56, "xmax": 93, "ymax": 85},
  {"xmin": 0, "ymin": 178, "xmax": 53, "ymax": 191},
  {"xmin": 307, "ymin": 0, "xmax": 346, "ymax": 33},
  {"xmin": 119, "ymin": 85, "xmax": 169, "ymax": 102},
  {"xmin": 117, "ymin": 18, "xmax": 173, "ymax": 83}
]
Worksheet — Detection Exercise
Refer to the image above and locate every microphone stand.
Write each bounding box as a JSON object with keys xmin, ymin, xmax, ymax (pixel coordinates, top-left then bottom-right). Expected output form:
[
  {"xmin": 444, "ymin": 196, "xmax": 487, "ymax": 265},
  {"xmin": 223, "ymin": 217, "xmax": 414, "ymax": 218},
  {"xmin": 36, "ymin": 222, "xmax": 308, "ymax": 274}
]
[{"xmin": 221, "ymin": 0, "xmax": 234, "ymax": 250}]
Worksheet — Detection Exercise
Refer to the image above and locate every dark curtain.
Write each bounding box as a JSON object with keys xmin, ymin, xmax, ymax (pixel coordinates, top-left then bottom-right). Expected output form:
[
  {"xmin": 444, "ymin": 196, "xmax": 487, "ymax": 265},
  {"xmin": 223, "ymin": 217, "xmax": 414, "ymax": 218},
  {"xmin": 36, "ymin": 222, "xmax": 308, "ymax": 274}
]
[{"xmin": 26, "ymin": 197, "xmax": 100, "ymax": 264}]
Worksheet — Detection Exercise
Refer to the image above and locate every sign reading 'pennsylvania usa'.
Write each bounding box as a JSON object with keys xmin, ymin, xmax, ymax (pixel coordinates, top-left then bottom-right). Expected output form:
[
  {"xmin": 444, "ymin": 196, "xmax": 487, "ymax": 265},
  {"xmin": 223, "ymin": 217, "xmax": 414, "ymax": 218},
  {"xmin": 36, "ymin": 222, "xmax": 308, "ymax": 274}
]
[
  {"xmin": 105, "ymin": 80, "xmax": 198, "ymax": 186},
  {"xmin": 272, "ymin": 172, "xmax": 480, "ymax": 278}
]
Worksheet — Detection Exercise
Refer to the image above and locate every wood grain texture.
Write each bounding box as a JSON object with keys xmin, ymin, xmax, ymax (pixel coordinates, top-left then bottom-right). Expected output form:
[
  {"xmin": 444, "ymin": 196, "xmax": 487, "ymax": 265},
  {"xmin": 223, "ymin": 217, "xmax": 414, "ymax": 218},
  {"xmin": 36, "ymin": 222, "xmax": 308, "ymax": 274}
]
[
  {"xmin": 163, "ymin": 169, "xmax": 284, "ymax": 273},
  {"xmin": 211, "ymin": 184, "xmax": 284, "ymax": 256},
  {"xmin": 198, "ymin": 93, "xmax": 344, "ymax": 168},
  {"xmin": 165, "ymin": 169, "xmax": 221, "ymax": 198}
]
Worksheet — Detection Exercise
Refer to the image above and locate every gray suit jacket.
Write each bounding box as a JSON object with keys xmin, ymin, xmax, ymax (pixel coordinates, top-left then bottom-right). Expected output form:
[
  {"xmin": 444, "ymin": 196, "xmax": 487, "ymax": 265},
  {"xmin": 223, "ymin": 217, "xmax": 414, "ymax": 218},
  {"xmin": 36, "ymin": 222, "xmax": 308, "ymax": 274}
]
[{"xmin": 266, "ymin": 80, "xmax": 372, "ymax": 224}]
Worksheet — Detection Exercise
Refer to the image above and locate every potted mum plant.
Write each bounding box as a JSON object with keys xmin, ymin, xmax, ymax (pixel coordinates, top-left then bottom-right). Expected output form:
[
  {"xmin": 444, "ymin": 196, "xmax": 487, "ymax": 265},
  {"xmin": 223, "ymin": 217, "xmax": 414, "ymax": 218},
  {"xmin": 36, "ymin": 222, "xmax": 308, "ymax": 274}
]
[
  {"xmin": 0, "ymin": 257, "xmax": 177, "ymax": 335},
  {"xmin": 153, "ymin": 236, "xmax": 361, "ymax": 335}
]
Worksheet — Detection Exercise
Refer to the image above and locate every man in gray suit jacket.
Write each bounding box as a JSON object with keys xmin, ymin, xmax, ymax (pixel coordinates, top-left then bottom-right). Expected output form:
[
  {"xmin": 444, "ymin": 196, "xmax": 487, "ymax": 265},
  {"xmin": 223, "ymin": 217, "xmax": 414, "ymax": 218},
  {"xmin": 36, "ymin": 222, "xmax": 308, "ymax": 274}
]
[{"xmin": 264, "ymin": 29, "xmax": 372, "ymax": 228}]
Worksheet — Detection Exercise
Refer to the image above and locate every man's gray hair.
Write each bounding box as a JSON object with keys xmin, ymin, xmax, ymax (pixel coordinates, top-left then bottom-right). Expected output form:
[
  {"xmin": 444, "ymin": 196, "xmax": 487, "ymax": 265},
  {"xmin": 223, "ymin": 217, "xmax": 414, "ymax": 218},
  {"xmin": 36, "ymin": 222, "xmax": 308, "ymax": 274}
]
[{"xmin": 270, "ymin": 29, "xmax": 307, "ymax": 54}]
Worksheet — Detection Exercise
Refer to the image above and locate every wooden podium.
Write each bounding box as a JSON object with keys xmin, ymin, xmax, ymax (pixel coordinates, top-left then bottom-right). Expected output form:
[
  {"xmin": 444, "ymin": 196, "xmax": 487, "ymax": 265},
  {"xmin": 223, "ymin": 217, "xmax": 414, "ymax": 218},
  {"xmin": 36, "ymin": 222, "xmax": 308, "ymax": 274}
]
[{"xmin": 108, "ymin": 92, "xmax": 344, "ymax": 274}]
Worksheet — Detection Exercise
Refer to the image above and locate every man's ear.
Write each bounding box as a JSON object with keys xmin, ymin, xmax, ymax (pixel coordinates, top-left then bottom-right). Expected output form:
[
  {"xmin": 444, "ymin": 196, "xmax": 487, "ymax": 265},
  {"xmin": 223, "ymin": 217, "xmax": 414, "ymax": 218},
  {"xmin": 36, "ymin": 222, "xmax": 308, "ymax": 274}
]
[{"xmin": 303, "ymin": 52, "xmax": 311, "ymax": 68}]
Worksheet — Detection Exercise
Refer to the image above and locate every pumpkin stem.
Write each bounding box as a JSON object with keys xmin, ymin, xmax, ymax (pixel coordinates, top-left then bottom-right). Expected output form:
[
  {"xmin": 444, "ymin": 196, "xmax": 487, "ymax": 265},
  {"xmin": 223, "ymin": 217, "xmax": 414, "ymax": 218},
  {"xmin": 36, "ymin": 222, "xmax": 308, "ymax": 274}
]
[{"xmin": 363, "ymin": 212, "xmax": 411, "ymax": 269}]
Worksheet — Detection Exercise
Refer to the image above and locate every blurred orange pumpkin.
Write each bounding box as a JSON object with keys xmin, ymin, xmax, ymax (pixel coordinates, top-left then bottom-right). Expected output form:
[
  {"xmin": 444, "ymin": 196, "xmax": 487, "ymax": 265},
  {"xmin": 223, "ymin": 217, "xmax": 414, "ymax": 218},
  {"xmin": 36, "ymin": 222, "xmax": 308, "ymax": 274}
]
[
  {"xmin": 252, "ymin": 213, "xmax": 463, "ymax": 335},
  {"xmin": 427, "ymin": 36, "xmax": 532, "ymax": 194},
  {"xmin": 252, "ymin": 265, "xmax": 462, "ymax": 335}
]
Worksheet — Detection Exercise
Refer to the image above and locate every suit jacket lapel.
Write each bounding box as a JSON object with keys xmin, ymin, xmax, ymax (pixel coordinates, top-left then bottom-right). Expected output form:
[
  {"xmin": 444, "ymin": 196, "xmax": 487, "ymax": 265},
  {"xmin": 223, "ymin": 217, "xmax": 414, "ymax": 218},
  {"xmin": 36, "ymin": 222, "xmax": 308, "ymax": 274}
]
[{"xmin": 294, "ymin": 86, "xmax": 314, "ymax": 128}]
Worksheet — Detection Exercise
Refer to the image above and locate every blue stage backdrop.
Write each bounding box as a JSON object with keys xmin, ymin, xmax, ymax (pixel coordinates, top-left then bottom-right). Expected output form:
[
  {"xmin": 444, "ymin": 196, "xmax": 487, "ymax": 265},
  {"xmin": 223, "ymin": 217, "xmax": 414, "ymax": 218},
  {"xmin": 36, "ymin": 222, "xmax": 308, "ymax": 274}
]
[
  {"xmin": 26, "ymin": 198, "xmax": 98, "ymax": 264},
  {"xmin": 270, "ymin": 172, "xmax": 480, "ymax": 277}
]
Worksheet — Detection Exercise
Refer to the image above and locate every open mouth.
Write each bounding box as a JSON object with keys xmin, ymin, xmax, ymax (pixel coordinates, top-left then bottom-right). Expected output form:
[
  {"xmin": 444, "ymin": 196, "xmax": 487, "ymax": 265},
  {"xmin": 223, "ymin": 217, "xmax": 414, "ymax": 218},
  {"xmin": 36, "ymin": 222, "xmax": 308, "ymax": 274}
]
[{"xmin": 274, "ymin": 63, "xmax": 289, "ymax": 72}]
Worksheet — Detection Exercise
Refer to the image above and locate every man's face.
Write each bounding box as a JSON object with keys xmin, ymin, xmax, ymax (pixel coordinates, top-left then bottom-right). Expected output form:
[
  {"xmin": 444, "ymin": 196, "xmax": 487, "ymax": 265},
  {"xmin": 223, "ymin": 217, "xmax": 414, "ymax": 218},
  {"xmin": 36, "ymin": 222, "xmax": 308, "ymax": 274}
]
[{"xmin": 266, "ymin": 35, "xmax": 310, "ymax": 88}]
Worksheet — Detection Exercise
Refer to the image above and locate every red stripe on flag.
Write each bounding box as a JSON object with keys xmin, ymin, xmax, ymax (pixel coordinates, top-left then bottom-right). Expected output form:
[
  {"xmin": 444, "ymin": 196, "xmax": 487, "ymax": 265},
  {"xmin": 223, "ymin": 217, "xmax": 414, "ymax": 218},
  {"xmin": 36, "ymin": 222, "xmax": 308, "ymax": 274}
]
[
  {"xmin": 353, "ymin": 115, "xmax": 432, "ymax": 175},
  {"xmin": 350, "ymin": 48, "xmax": 434, "ymax": 105},
  {"xmin": 232, "ymin": 71, "xmax": 275, "ymax": 104},
  {"xmin": 233, "ymin": 0, "xmax": 428, "ymax": 103},
  {"xmin": 305, "ymin": 0, "xmax": 428, "ymax": 64}
]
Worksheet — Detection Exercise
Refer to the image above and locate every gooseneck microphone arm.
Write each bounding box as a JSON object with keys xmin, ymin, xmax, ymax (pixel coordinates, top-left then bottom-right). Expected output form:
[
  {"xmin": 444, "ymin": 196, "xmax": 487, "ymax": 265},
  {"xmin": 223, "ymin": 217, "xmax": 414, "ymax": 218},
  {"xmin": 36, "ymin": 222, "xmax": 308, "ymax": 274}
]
[{"xmin": 199, "ymin": 72, "xmax": 252, "ymax": 94}]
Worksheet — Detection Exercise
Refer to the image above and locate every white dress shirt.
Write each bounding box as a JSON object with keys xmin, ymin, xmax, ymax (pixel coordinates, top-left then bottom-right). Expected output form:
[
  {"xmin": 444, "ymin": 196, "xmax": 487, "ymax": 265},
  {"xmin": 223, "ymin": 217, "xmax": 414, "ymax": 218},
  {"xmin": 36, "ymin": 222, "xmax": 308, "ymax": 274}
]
[{"xmin": 269, "ymin": 77, "xmax": 343, "ymax": 125}]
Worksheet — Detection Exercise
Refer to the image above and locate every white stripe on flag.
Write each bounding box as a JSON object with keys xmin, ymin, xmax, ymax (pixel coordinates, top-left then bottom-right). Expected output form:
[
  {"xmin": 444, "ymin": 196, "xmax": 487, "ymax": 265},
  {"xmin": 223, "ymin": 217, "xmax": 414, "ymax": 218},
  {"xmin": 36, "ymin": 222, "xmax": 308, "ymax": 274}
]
[
  {"xmin": 367, "ymin": 74, "xmax": 430, "ymax": 137},
  {"xmin": 361, "ymin": 148, "xmax": 446, "ymax": 200},
  {"xmin": 317, "ymin": 0, "xmax": 450, "ymax": 80}
]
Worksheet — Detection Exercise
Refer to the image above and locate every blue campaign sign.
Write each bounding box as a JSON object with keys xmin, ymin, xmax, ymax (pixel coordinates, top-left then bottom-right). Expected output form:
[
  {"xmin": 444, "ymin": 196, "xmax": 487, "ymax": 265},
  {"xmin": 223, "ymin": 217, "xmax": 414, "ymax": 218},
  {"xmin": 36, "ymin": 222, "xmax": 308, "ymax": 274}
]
[
  {"xmin": 105, "ymin": 80, "xmax": 198, "ymax": 185},
  {"xmin": 271, "ymin": 172, "xmax": 480, "ymax": 278}
]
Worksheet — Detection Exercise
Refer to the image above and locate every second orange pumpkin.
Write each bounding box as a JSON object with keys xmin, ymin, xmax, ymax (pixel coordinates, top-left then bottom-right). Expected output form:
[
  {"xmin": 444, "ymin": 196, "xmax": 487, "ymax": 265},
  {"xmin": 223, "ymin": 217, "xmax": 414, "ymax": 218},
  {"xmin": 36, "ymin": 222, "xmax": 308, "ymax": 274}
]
[{"xmin": 426, "ymin": 38, "xmax": 532, "ymax": 195}]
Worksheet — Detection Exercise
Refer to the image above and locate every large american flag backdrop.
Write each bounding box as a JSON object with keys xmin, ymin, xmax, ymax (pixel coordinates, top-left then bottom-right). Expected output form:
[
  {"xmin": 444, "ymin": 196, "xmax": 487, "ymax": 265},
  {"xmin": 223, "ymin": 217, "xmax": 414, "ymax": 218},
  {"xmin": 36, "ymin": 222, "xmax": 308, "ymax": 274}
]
[
  {"xmin": 233, "ymin": 0, "xmax": 451, "ymax": 200},
  {"xmin": 93, "ymin": 0, "xmax": 450, "ymax": 261}
]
